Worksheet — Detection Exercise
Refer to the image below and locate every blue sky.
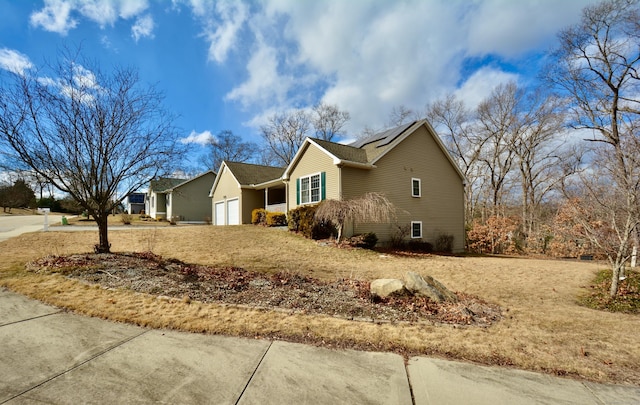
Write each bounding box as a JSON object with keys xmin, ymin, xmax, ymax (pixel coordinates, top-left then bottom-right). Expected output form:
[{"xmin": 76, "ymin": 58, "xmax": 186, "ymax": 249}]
[{"xmin": 0, "ymin": 0, "xmax": 597, "ymax": 171}]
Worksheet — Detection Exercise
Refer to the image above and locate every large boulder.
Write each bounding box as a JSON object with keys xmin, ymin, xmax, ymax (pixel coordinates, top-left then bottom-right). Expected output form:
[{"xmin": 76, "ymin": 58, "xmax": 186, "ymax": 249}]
[
  {"xmin": 403, "ymin": 272, "xmax": 458, "ymax": 303},
  {"xmin": 370, "ymin": 278, "xmax": 409, "ymax": 299}
]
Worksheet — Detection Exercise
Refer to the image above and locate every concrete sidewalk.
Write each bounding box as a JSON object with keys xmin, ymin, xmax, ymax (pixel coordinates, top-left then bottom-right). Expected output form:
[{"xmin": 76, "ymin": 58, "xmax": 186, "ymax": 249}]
[{"xmin": 1, "ymin": 288, "xmax": 638, "ymax": 404}]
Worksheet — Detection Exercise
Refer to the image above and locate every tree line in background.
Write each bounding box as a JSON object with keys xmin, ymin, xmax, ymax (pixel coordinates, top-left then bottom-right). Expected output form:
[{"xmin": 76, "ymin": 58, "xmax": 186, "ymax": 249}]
[
  {"xmin": 0, "ymin": 179, "xmax": 34, "ymax": 213},
  {"xmin": 0, "ymin": 0, "xmax": 637, "ymax": 296}
]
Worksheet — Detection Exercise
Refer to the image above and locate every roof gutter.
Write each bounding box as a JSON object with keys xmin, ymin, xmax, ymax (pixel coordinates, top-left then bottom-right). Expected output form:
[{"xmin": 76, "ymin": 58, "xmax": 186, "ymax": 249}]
[
  {"xmin": 247, "ymin": 177, "xmax": 286, "ymax": 189},
  {"xmin": 334, "ymin": 158, "xmax": 376, "ymax": 169}
]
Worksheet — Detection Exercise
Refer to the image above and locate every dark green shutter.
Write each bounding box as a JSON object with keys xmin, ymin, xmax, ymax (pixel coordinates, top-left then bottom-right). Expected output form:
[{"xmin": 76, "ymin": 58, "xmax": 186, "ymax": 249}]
[
  {"xmin": 321, "ymin": 172, "xmax": 326, "ymax": 201},
  {"xmin": 296, "ymin": 178, "xmax": 300, "ymax": 205}
]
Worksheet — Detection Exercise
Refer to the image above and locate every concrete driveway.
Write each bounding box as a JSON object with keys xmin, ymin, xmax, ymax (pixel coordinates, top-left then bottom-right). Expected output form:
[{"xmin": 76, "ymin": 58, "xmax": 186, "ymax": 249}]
[{"xmin": 0, "ymin": 214, "xmax": 63, "ymax": 242}]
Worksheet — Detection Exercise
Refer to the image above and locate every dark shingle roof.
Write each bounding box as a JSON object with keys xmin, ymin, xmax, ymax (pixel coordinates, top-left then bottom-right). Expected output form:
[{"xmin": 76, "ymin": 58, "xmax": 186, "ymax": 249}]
[
  {"xmin": 149, "ymin": 177, "xmax": 186, "ymax": 192},
  {"xmin": 225, "ymin": 161, "xmax": 285, "ymax": 185},
  {"xmin": 309, "ymin": 138, "xmax": 369, "ymax": 164},
  {"xmin": 307, "ymin": 122, "xmax": 417, "ymax": 165}
]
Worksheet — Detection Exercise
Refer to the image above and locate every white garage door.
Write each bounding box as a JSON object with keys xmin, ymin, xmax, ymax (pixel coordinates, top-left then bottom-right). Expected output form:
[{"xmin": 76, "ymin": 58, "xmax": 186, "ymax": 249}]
[
  {"xmin": 214, "ymin": 202, "xmax": 225, "ymax": 225},
  {"xmin": 226, "ymin": 199, "xmax": 240, "ymax": 225}
]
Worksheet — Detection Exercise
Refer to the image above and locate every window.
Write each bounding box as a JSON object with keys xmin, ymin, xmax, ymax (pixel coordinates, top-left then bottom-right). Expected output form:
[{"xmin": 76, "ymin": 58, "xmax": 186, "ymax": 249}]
[
  {"xmin": 151, "ymin": 196, "xmax": 155, "ymax": 208},
  {"xmin": 301, "ymin": 177, "xmax": 310, "ymax": 204},
  {"xmin": 412, "ymin": 178, "xmax": 421, "ymax": 197},
  {"xmin": 298, "ymin": 172, "xmax": 324, "ymax": 205},
  {"xmin": 411, "ymin": 221, "xmax": 422, "ymax": 238}
]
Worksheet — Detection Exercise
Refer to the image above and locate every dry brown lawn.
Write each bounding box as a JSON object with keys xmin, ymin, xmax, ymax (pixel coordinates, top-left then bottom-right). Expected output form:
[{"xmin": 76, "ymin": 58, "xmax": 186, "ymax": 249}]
[
  {"xmin": 1, "ymin": 225, "xmax": 639, "ymax": 386},
  {"xmin": 58, "ymin": 213, "xmax": 171, "ymax": 227},
  {"xmin": 0, "ymin": 208, "xmax": 38, "ymax": 216}
]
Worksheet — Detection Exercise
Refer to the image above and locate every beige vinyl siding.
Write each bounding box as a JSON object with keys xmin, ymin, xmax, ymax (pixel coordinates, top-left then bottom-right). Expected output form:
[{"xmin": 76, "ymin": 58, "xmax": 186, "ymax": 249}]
[
  {"xmin": 287, "ymin": 143, "xmax": 339, "ymax": 207},
  {"xmin": 241, "ymin": 189, "xmax": 264, "ymax": 224},
  {"xmin": 211, "ymin": 166, "xmax": 242, "ymax": 225},
  {"xmin": 342, "ymin": 126, "xmax": 465, "ymax": 251},
  {"xmin": 170, "ymin": 172, "xmax": 216, "ymax": 222}
]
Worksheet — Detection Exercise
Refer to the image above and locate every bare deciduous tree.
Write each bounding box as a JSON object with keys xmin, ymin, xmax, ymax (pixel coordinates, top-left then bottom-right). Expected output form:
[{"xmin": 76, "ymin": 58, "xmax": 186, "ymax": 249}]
[
  {"xmin": 312, "ymin": 102, "xmax": 350, "ymax": 141},
  {"xmin": 356, "ymin": 124, "xmax": 380, "ymax": 141},
  {"xmin": 261, "ymin": 103, "xmax": 350, "ymax": 166},
  {"xmin": 0, "ymin": 47, "xmax": 181, "ymax": 253},
  {"xmin": 387, "ymin": 104, "xmax": 418, "ymax": 127},
  {"xmin": 205, "ymin": 130, "xmax": 257, "ymax": 171},
  {"xmin": 314, "ymin": 192, "xmax": 396, "ymax": 242},
  {"xmin": 512, "ymin": 91, "xmax": 568, "ymax": 236},
  {"xmin": 260, "ymin": 110, "xmax": 311, "ymax": 167},
  {"xmin": 560, "ymin": 149, "xmax": 640, "ymax": 295},
  {"xmin": 476, "ymin": 82, "xmax": 521, "ymax": 216},
  {"xmin": 426, "ymin": 94, "xmax": 483, "ymax": 224},
  {"xmin": 548, "ymin": 0, "xmax": 640, "ymax": 296}
]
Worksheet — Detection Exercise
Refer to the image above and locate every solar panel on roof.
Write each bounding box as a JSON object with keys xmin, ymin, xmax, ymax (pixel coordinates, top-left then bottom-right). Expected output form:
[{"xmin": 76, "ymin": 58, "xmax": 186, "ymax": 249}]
[
  {"xmin": 351, "ymin": 121, "xmax": 415, "ymax": 148},
  {"xmin": 128, "ymin": 194, "xmax": 145, "ymax": 204}
]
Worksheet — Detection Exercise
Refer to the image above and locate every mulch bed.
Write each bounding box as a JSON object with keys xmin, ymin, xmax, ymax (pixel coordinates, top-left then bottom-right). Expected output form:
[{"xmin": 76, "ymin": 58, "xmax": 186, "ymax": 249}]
[{"xmin": 28, "ymin": 252, "xmax": 502, "ymax": 326}]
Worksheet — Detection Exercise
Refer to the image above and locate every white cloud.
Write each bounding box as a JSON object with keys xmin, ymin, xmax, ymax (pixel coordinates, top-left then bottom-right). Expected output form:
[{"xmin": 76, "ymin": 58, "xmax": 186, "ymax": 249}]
[
  {"xmin": 225, "ymin": 39, "xmax": 293, "ymax": 108},
  {"xmin": 37, "ymin": 64, "xmax": 102, "ymax": 104},
  {"xmin": 0, "ymin": 48, "xmax": 33, "ymax": 76},
  {"xmin": 118, "ymin": 0, "xmax": 149, "ymax": 19},
  {"xmin": 175, "ymin": 0, "xmax": 248, "ymax": 63},
  {"xmin": 30, "ymin": 0, "xmax": 77, "ymax": 35},
  {"xmin": 464, "ymin": 0, "xmax": 597, "ymax": 58},
  {"xmin": 224, "ymin": 0, "xmax": 595, "ymax": 135},
  {"xmin": 454, "ymin": 67, "xmax": 520, "ymax": 110},
  {"xmin": 180, "ymin": 130, "xmax": 214, "ymax": 145},
  {"xmin": 205, "ymin": 1, "xmax": 248, "ymax": 63},
  {"xmin": 132, "ymin": 14, "xmax": 155, "ymax": 42},
  {"xmin": 78, "ymin": 1, "xmax": 118, "ymax": 27},
  {"xmin": 71, "ymin": 64, "xmax": 100, "ymax": 90},
  {"xmin": 79, "ymin": 0, "xmax": 150, "ymax": 26},
  {"xmin": 30, "ymin": 0, "xmax": 150, "ymax": 34},
  {"xmin": 100, "ymin": 35, "xmax": 117, "ymax": 51},
  {"xmin": 181, "ymin": 0, "xmax": 209, "ymax": 17},
  {"xmin": 230, "ymin": 0, "xmax": 467, "ymax": 133}
]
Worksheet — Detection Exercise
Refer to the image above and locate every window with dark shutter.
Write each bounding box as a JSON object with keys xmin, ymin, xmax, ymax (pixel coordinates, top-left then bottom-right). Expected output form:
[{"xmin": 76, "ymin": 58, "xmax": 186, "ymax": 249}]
[{"xmin": 298, "ymin": 172, "xmax": 324, "ymax": 204}]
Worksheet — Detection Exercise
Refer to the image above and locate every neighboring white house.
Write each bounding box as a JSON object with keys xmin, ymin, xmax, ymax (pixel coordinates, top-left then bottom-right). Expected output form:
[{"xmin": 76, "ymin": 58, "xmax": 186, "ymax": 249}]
[{"xmin": 126, "ymin": 192, "xmax": 145, "ymax": 214}]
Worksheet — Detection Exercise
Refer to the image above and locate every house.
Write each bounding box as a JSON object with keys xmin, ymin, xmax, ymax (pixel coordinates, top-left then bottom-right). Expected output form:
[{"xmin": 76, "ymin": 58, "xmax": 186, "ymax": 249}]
[
  {"xmin": 209, "ymin": 120, "xmax": 466, "ymax": 251},
  {"xmin": 146, "ymin": 171, "xmax": 216, "ymax": 222},
  {"xmin": 126, "ymin": 192, "xmax": 145, "ymax": 214},
  {"xmin": 146, "ymin": 177, "xmax": 185, "ymax": 219},
  {"xmin": 209, "ymin": 162, "xmax": 285, "ymax": 225}
]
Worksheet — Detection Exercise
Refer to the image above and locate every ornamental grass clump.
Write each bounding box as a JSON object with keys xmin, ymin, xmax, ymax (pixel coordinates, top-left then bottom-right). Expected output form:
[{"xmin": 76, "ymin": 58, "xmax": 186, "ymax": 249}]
[{"xmin": 315, "ymin": 192, "xmax": 396, "ymax": 243}]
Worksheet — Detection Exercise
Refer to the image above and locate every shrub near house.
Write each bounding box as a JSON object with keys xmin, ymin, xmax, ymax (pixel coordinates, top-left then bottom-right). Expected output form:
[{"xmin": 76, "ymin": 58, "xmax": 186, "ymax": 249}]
[{"xmin": 251, "ymin": 208, "xmax": 286, "ymax": 227}]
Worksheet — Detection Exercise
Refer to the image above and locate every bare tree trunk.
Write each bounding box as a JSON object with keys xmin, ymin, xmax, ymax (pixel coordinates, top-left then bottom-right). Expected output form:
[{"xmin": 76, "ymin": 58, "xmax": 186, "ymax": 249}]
[
  {"xmin": 95, "ymin": 214, "xmax": 111, "ymax": 253},
  {"xmin": 610, "ymin": 261, "xmax": 623, "ymax": 298},
  {"xmin": 632, "ymin": 229, "xmax": 638, "ymax": 268}
]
